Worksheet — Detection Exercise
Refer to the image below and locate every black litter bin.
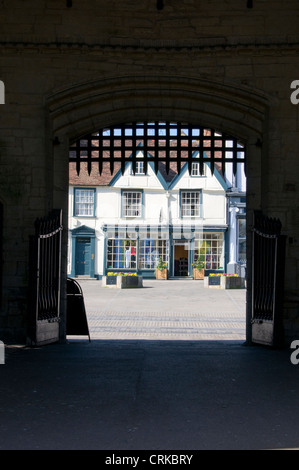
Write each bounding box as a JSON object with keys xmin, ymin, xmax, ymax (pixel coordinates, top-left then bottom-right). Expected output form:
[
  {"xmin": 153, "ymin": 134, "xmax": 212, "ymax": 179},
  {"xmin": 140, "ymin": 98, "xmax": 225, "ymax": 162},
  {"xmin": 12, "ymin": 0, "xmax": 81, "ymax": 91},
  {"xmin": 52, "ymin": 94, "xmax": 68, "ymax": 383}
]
[{"xmin": 66, "ymin": 278, "xmax": 91, "ymax": 341}]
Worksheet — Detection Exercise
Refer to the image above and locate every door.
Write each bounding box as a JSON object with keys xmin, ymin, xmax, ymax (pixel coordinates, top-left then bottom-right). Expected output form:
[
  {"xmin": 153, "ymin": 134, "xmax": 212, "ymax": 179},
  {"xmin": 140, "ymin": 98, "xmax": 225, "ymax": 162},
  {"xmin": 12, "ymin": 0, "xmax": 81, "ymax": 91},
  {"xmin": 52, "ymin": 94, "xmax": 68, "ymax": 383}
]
[
  {"xmin": 76, "ymin": 237, "xmax": 91, "ymax": 276},
  {"xmin": 174, "ymin": 242, "xmax": 189, "ymax": 277}
]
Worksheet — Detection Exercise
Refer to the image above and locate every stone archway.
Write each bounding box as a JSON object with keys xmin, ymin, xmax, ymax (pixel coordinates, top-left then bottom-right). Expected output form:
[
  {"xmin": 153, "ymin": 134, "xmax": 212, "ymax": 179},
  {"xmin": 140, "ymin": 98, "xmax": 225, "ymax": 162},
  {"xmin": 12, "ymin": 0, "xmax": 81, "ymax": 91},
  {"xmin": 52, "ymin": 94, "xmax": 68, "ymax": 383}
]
[{"xmin": 46, "ymin": 74, "xmax": 269, "ymax": 343}]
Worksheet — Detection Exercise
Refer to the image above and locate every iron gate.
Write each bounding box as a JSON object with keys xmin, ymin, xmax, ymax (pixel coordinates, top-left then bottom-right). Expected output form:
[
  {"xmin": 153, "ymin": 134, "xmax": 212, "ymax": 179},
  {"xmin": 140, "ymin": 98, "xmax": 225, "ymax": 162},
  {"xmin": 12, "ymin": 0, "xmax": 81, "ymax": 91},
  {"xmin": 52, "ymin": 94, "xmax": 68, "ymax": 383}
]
[
  {"xmin": 27, "ymin": 209, "xmax": 63, "ymax": 346},
  {"xmin": 251, "ymin": 210, "xmax": 286, "ymax": 347}
]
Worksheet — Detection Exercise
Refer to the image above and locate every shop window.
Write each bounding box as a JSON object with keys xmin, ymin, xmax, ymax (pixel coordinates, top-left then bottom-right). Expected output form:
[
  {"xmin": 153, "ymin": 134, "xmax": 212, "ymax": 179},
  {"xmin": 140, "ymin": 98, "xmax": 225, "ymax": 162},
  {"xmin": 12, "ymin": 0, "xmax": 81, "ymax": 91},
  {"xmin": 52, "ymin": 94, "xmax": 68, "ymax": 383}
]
[
  {"xmin": 194, "ymin": 233, "xmax": 224, "ymax": 270},
  {"xmin": 139, "ymin": 239, "xmax": 169, "ymax": 270},
  {"xmin": 107, "ymin": 239, "xmax": 137, "ymax": 269},
  {"xmin": 238, "ymin": 218, "xmax": 246, "ymax": 263}
]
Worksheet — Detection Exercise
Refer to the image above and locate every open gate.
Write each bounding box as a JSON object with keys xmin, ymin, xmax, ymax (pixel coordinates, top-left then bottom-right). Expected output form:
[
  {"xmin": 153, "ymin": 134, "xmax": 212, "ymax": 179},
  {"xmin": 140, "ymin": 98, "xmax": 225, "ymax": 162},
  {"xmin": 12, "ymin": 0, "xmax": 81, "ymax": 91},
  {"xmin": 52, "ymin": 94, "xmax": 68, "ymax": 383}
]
[
  {"xmin": 27, "ymin": 209, "xmax": 63, "ymax": 346},
  {"xmin": 251, "ymin": 210, "xmax": 286, "ymax": 347}
]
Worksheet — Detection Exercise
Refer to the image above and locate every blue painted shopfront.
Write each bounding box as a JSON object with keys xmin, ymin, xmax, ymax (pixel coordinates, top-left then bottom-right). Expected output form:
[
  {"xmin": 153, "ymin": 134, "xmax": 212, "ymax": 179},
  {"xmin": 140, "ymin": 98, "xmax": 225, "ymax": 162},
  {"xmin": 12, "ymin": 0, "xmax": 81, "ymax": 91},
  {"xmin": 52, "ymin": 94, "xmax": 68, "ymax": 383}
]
[{"xmin": 103, "ymin": 225, "xmax": 227, "ymax": 279}]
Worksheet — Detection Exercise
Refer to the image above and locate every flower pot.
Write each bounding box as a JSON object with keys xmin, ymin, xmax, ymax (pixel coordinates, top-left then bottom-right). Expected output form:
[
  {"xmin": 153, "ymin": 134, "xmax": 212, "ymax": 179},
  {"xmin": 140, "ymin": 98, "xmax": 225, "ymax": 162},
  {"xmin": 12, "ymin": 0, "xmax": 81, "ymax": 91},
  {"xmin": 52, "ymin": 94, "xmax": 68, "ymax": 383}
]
[
  {"xmin": 205, "ymin": 275, "xmax": 245, "ymax": 289},
  {"xmin": 193, "ymin": 268, "xmax": 205, "ymax": 280},
  {"xmin": 156, "ymin": 268, "xmax": 168, "ymax": 280},
  {"xmin": 102, "ymin": 275, "xmax": 143, "ymax": 288}
]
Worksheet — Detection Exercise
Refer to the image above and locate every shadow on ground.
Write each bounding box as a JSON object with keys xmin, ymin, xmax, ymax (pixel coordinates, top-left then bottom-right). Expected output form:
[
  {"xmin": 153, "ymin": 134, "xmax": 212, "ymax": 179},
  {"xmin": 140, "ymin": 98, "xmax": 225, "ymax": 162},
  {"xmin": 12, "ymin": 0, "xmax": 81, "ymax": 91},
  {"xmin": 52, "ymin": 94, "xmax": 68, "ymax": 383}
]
[{"xmin": 0, "ymin": 339, "xmax": 298, "ymax": 450}]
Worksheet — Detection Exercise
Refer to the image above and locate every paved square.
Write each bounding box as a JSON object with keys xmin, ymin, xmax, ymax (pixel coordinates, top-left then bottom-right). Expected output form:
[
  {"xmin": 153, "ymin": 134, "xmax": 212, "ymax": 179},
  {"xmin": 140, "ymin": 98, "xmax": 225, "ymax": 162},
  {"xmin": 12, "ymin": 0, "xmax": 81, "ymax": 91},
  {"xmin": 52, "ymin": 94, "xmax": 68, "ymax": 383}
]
[{"xmin": 74, "ymin": 279, "xmax": 246, "ymax": 341}]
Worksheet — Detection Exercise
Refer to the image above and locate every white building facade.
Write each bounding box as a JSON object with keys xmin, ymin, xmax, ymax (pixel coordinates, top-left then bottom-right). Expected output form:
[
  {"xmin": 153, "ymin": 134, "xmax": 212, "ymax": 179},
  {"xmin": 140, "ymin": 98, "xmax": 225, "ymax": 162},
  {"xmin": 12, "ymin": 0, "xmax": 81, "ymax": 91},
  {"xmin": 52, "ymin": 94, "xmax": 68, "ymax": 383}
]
[{"xmin": 68, "ymin": 153, "xmax": 245, "ymax": 279}]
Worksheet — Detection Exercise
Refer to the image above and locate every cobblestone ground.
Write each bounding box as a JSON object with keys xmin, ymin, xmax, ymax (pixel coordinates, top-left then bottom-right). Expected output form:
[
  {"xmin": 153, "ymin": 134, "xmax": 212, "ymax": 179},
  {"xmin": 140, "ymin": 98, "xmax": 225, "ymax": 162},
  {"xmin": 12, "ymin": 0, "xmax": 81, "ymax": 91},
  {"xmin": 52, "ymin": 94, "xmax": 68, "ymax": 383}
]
[{"xmin": 74, "ymin": 279, "xmax": 246, "ymax": 341}]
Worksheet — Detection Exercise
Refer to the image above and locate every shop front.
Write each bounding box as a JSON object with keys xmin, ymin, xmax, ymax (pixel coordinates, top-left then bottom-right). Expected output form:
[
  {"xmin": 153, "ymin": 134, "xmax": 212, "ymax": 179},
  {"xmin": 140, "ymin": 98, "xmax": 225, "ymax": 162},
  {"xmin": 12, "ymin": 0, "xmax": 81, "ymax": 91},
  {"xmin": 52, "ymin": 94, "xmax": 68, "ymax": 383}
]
[{"xmin": 103, "ymin": 225, "xmax": 226, "ymax": 279}]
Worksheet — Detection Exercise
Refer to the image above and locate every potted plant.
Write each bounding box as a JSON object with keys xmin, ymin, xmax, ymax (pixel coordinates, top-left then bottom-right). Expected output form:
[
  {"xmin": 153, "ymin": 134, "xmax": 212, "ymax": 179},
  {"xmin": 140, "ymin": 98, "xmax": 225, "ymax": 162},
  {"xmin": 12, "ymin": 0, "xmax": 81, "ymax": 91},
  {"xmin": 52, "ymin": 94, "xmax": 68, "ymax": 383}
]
[
  {"xmin": 102, "ymin": 272, "xmax": 143, "ymax": 288},
  {"xmin": 205, "ymin": 273, "xmax": 245, "ymax": 289},
  {"xmin": 155, "ymin": 256, "xmax": 168, "ymax": 280},
  {"xmin": 193, "ymin": 255, "xmax": 205, "ymax": 280}
]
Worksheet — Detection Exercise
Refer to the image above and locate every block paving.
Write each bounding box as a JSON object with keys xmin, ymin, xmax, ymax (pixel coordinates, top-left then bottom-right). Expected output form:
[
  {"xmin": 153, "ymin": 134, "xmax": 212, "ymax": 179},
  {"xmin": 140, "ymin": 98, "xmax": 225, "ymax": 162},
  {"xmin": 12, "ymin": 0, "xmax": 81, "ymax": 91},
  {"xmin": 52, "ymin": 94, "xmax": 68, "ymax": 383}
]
[{"xmin": 75, "ymin": 279, "xmax": 246, "ymax": 341}]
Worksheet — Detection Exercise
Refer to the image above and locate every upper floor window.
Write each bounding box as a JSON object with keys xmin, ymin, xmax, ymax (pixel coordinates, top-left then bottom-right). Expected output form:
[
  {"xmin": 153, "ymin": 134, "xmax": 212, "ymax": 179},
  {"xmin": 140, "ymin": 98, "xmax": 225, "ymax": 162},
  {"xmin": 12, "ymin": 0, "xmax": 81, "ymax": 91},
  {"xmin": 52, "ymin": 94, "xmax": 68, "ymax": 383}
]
[
  {"xmin": 191, "ymin": 162, "xmax": 205, "ymax": 176},
  {"xmin": 134, "ymin": 161, "xmax": 145, "ymax": 175},
  {"xmin": 122, "ymin": 190, "xmax": 143, "ymax": 218},
  {"xmin": 181, "ymin": 190, "xmax": 201, "ymax": 218},
  {"xmin": 74, "ymin": 188, "xmax": 95, "ymax": 216}
]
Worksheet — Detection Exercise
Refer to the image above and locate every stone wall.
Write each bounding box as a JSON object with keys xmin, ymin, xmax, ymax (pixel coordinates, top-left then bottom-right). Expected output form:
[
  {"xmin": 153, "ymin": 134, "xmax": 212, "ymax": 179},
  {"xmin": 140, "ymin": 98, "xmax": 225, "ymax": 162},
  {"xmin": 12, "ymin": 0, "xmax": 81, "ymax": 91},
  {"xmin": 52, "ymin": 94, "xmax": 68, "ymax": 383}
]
[{"xmin": 0, "ymin": 0, "xmax": 299, "ymax": 342}]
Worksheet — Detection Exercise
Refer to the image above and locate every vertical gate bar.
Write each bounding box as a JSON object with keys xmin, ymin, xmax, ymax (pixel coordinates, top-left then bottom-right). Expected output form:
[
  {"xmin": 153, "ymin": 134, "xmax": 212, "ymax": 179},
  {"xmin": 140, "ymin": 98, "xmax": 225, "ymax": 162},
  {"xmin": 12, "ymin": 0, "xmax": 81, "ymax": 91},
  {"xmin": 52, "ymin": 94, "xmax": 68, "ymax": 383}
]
[
  {"xmin": 36, "ymin": 235, "xmax": 41, "ymax": 322},
  {"xmin": 121, "ymin": 124, "xmax": 126, "ymax": 175},
  {"xmin": 176, "ymin": 122, "xmax": 182, "ymax": 174},
  {"xmin": 132, "ymin": 123, "xmax": 137, "ymax": 175},
  {"xmin": 154, "ymin": 121, "xmax": 159, "ymax": 175},
  {"xmin": 232, "ymin": 139, "xmax": 238, "ymax": 176},
  {"xmin": 251, "ymin": 226, "xmax": 255, "ymax": 320},
  {"xmin": 187, "ymin": 123, "xmax": 193, "ymax": 175},
  {"xmin": 165, "ymin": 122, "xmax": 170, "ymax": 175},
  {"xmin": 98, "ymin": 131, "xmax": 103, "ymax": 176},
  {"xmin": 210, "ymin": 130, "xmax": 215, "ymax": 175},
  {"xmin": 273, "ymin": 233, "xmax": 279, "ymax": 314},
  {"xmin": 49, "ymin": 225, "xmax": 54, "ymax": 315},
  {"xmin": 110, "ymin": 129, "xmax": 114, "ymax": 175},
  {"xmin": 57, "ymin": 209, "xmax": 62, "ymax": 319},
  {"xmin": 87, "ymin": 134, "xmax": 92, "ymax": 176}
]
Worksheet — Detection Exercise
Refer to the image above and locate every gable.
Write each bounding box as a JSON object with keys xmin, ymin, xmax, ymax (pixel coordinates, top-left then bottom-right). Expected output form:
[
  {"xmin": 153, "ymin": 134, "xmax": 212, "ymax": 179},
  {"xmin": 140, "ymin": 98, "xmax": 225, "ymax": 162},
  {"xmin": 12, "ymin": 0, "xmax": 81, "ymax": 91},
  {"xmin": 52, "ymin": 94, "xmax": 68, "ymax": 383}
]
[
  {"xmin": 109, "ymin": 150, "xmax": 169, "ymax": 190},
  {"xmin": 168, "ymin": 158, "xmax": 228, "ymax": 192}
]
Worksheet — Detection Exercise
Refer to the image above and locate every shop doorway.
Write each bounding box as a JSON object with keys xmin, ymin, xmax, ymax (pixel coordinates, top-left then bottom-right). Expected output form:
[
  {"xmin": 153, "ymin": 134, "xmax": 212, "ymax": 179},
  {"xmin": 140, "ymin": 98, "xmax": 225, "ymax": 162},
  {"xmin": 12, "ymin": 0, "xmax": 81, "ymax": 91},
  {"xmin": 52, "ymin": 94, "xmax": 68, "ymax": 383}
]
[
  {"xmin": 174, "ymin": 241, "xmax": 190, "ymax": 277},
  {"xmin": 75, "ymin": 237, "xmax": 91, "ymax": 276}
]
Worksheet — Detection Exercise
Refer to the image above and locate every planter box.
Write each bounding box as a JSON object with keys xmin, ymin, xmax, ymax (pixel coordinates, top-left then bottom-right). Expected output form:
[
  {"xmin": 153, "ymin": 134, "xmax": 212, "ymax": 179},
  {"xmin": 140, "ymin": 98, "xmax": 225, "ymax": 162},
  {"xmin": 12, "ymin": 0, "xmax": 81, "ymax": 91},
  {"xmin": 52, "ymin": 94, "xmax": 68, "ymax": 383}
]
[
  {"xmin": 156, "ymin": 268, "xmax": 168, "ymax": 280},
  {"xmin": 102, "ymin": 275, "xmax": 143, "ymax": 289},
  {"xmin": 193, "ymin": 268, "xmax": 205, "ymax": 280},
  {"xmin": 204, "ymin": 276, "xmax": 245, "ymax": 289}
]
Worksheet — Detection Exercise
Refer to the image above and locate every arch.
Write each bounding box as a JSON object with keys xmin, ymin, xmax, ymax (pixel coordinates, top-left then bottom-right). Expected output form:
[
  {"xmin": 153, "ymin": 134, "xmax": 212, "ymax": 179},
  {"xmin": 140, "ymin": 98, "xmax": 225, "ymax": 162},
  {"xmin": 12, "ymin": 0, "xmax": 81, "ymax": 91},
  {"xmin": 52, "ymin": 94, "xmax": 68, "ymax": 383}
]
[
  {"xmin": 47, "ymin": 74, "xmax": 269, "ymax": 143},
  {"xmin": 47, "ymin": 74, "xmax": 270, "ymax": 343}
]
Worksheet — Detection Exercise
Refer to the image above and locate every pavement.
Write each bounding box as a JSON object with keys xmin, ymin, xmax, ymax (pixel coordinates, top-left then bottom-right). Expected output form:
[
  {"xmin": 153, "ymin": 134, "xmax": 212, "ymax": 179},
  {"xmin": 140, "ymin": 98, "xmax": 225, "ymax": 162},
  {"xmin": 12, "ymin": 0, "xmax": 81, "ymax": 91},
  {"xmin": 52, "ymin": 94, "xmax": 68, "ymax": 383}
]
[
  {"xmin": 1, "ymin": 279, "xmax": 299, "ymax": 451},
  {"xmin": 79, "ymin": 279, "xmax": 246, "ymax": 341}
]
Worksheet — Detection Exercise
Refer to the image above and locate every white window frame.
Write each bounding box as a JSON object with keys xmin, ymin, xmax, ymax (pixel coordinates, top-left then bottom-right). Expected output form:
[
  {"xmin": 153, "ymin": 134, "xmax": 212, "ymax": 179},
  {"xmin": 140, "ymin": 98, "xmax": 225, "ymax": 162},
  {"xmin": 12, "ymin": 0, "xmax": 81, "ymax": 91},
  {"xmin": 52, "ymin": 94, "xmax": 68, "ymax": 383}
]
[
  {"xmin": 181, "ymin": 190, "xmax": 201, "ymax": 218},
  {"xmin": 134, "ymin": 161, "xmax": 145, "ymax": 175},
  {"xmin": 74, "ymin": 188, "xmax": 95, "ymax": 217},
  {"xmin": 106, "ymin": 238, "xmax": 137, "ymax": 270},
  {"xmin": 194, "ymin": 233, "xmax": 224, "ymax": 270},
  {"xmin": 139, "ymin": 239, "xmax": 169, "ymax": 270},
  {"xmin": 122, "ymin": 190, "xmax": 143, "ymax": 218},
  {"xmin": 237, "ymin": 218, "xmax": 246, "ymax": 263},
  {"xmin": 191, "ymin": 162, "xmax": 205, "ymax": 176}
]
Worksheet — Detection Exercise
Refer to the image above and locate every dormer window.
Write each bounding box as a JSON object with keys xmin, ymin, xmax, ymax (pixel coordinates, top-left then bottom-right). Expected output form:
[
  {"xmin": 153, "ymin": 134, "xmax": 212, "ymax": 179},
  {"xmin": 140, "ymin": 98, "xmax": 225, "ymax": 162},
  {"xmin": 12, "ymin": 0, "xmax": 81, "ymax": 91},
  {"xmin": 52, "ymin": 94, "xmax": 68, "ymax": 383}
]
[
  {"xmin": 191, "ymin": 162, "xmax": 205, "ymax": 176},
  {"xmin": 135, "ymin": 161, "xmax": 145, "ymax": 175}
]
